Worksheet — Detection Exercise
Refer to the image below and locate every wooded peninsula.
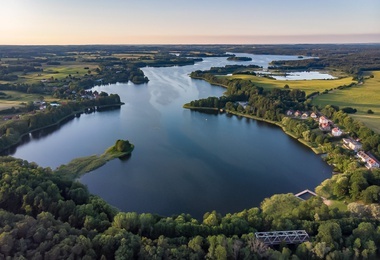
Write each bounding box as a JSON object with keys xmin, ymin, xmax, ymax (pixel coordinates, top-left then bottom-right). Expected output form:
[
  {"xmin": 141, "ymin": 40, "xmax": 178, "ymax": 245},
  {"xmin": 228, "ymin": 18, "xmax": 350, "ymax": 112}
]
[{"xmin": 1, "ymin": 44, "xmax": 380, "ymax": 259}]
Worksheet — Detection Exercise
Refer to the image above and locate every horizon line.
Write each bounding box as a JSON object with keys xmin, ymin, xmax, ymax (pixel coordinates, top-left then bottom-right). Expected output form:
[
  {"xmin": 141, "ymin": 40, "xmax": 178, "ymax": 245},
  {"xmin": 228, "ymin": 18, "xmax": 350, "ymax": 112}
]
[{"xmin": 1, "ymin": 34, "xmax": 379, "ymax": 46}]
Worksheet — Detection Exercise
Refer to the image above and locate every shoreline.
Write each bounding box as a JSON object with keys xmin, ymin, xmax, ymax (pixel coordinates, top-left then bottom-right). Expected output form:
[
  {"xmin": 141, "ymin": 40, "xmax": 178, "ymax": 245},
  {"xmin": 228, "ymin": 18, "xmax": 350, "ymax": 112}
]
[
  {"xmin": 183, "ymin": 105, "xmax": 323, "ymax": 155},
  {"xmin": 0, "ymin": 102, "xmax": 124, "ymax": 154}
]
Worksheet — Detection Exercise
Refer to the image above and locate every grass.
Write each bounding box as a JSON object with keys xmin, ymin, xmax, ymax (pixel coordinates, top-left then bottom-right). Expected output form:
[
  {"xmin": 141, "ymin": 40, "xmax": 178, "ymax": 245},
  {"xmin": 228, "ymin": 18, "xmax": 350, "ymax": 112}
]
[
  {"xmin": 312, "ymin": 71, "xmax": 380, "ymax": 133},
  {"xmin": 55, "ymin": 155, "xmax": 107, "ymax": 177},
  {"xmin": 18, "ymin": 62, "xmax": 99, "ymax": 84},
  {"xmin": 327, "ymin": 200, "xmax": 348, "ymax": 211},
  {"xmin": 0, "ymin": 91, "xmax": 55, "ymax": 111},
  {"xmin": 55, "ymin": 142, "xmax": 134, "ymax": 178},
  {"xmin": 227, "ymin": 74, "xmax": 355, "ymax": 96}
]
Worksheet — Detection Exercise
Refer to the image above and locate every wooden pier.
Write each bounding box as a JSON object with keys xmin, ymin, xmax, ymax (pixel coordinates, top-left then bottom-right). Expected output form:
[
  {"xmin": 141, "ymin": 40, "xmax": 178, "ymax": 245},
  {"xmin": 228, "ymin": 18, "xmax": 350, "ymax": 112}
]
[{"xmin": 294, "ymin": 189, "xmax": 326, "ymax": 201}]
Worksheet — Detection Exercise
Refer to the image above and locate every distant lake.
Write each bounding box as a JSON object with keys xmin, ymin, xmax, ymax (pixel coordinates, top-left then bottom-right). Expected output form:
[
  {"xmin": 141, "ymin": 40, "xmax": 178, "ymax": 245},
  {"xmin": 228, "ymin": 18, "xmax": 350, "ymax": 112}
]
[
  {"xmin": 256, "ymin": 71, "xmax": 336, "ymax": 80},
  {"xmin": 9, "ymin": 54, "xmax": 332, "ymax": 219}
]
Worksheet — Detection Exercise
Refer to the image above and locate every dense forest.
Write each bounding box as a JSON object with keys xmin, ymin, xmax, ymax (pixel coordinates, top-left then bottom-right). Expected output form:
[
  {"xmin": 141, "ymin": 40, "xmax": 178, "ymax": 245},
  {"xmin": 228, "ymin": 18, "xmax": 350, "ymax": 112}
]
[{"xmin": 0, "ymin": 156, "xmax": 379, "ymax": 259}]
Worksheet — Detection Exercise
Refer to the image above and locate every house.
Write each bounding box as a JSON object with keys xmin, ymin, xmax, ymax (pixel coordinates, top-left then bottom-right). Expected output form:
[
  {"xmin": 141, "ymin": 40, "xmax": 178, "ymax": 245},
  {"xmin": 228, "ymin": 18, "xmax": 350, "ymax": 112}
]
[
  {"xmin": 319, "ymin": 122, "xmax": 331, "ymax": 131},
  {"xmin": 357, "ymin": 151, "xmax": 370, "ymax": 162},
  {"xmin": 294, "ymin": 110, "xmax": 302, "ymax": 117},
  {"xmin": 237, "ymin": 101, "xmax": 248, "ymax": 108},
  {"xmin": 366, "ymin": 158, "xmax": 379, "ymax": 169},
  {"xmin": 319, "ymin": 116, "xmax": 331, "ymax": 131},
  {"xmin": 343, "ymin": 138, "xmax": 362, "ymax": 151},
  {"xmin": 319, "ymin": 116, "xmax": 329, "ymax": 125},
  {"xmin": 301, "ymin": 112, "xmax": 309, "ymax": 119},
  {"xmin": 331, "ymin": 127, "xmax": 342, "ymax": 137},
  {"xmin": 286, "ymin": 110, "xmax": 294, "ymax": 116},
  {"xmin": 310, "ymin": 112, "xmax": 318, "ymax": 119}
]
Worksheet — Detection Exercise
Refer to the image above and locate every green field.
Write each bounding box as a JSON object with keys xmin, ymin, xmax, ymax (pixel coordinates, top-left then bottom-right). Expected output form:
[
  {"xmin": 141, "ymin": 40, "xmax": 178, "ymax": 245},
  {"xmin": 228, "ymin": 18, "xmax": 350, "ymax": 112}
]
[
  {"xmin": 0, "ymin": 91, "xmax": 54, "ymax": 110},
  {"xmin": 228, "ymin": 74, "xmax": 355, "ymax": 95},
  {"xmin": 17, "ymin": 62, "xmax": 99, "ymax": 84},
  {"xmin": 312, "ymin": 71, "xmax": 380, "ymax": 132}
]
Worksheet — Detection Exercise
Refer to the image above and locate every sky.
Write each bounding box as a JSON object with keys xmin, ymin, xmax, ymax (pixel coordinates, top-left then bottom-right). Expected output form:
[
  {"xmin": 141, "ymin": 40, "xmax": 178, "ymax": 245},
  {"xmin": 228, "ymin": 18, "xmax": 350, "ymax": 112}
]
[{"xmin": 0, "ymin": 0, "xmax": 379, "ymax": 45}]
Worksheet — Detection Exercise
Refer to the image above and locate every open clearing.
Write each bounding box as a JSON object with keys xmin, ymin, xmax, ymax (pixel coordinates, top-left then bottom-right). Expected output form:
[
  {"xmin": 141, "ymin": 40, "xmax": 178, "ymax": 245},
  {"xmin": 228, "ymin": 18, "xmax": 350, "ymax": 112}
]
[
  {"xmin": 312, "ymin": 71, "xmax": 380, "ymax": 133},
  {"xmin": 228, "ymin": 74, "xmax": 355, "ymax": 95}
]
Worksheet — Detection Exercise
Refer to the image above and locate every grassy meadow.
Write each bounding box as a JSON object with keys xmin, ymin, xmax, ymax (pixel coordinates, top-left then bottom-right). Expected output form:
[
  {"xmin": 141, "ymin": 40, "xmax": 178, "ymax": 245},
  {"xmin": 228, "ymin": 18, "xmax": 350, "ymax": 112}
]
[
  {"xmin": 227, "ymin": 74, "xmax": 355, "ymax": 95},
  {"xmin": 17, "ymin": 62, "xmax": 99, "ymax": 84},
  {"xmin": 0, "ymin": 91, "xmax": 54, "ymax": 111},
  {"xmin": 312, "ymin": 71, "xmax": 380, "ymax": 132}
]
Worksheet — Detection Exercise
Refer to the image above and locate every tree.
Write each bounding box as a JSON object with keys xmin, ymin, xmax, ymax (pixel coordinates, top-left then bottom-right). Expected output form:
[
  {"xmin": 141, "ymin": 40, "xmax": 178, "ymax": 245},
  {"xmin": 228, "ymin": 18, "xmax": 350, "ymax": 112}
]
[
  {"xmin": 361, "ymin": 185, "xmax": 380, "ymax": 203},
  {"xmin": 316, "ymin": 222, "xmax": 342, "ymax": 248}
]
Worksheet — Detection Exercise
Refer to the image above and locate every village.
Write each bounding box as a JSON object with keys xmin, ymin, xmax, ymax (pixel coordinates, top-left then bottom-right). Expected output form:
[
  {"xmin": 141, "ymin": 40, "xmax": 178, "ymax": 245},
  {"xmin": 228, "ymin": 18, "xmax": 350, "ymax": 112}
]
[{"xmin": 286, "ymin": 109, "xmax": 380, "ymax": 170}]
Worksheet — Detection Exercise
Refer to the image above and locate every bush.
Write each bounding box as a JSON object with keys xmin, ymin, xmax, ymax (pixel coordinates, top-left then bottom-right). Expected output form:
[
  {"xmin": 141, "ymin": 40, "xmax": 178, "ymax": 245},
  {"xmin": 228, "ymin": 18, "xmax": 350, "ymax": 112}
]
[
  {"xmin": 367, "ymin": 109, "xmax": 374, "ymax": 114},
  {"xmin": 341, "ymin": 107, "xmax": 357, "ymax": 114}
]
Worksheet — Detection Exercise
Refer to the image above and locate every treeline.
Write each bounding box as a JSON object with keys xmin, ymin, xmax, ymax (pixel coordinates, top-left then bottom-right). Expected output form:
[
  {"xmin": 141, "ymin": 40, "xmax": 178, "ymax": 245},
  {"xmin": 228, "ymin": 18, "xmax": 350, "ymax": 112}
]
[
  {"xmin": 317, "ymin": 167, "xmax": 380, "ymax": 203},
  {"xmin": 191, "ymin": 64, "xmax": 261, "ymax": 78},
  {"xmin": 269, "ymin": 49, "xmax": 380, "ymax": 75},
  {"xmin": 1, "ymin": 156, "xmax": 380, "ymax": 259},
  {"xmin": 189, "ymin": 68, "xmax": 307, "ymax": 121},
  {"xmin": 227, "ymin": 56, "xmax": 252, "ymax": 61},
  {"xmin": 0, "ymin": 94, "xmax": 121, "ymax": 152}
]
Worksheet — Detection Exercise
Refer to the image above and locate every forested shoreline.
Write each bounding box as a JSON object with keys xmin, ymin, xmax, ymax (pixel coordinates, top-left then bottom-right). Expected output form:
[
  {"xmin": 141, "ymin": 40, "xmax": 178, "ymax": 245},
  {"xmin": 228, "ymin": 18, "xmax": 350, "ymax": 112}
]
[
  {"xmin": 1, "ymin": 156, "xmax": 380, "ymax": 259},
  {"xmin": 0, "ymin": 94, "xmax": 122, "ymax": 153}
]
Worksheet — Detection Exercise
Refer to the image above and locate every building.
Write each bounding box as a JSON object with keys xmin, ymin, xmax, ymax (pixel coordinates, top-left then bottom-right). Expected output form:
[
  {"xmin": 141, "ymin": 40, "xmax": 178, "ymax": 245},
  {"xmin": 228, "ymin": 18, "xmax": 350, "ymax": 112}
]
[
  {"xmin": 310, "ymin": 112, "xmax": 318, "ymax": 119},
  {"xmin": 357, "ymin": 151, "xmax": 370, "ymax": 162},
  {"xmin": 343, "ymin": 138, "xmax": 362, "ymax": 151},
  {"xmin": 319, "ymin": 116, "xmax": 329, "ymax": 125},
  {"xmin": 294, "ymin": 110, "xmax": 302, "ymax": 117},
  {"xmin": 356, "ymin": 151, "xmax": 380, "ymax": 169},
  {"xmin": 301, "ymin": 112, "xmax": 309, "ymax": 119},
  {"xmin": 366, "ymin": 158, "xmax": 379, "ymax": 169},
  {"xmin": 286, "ymin": 110, "xmax": 294, "ymax": 116},
  {"xmin": 331, "ymin": 127, "xmax": 342, "ymax": 137}
]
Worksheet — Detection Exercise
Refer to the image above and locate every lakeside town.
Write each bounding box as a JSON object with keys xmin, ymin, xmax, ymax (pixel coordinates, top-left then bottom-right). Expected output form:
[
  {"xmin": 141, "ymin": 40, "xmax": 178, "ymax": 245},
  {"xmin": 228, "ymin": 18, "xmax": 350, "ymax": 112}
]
[{"xmin": 286, "ymin": 109, "xmax": 379, "ymax": 170}]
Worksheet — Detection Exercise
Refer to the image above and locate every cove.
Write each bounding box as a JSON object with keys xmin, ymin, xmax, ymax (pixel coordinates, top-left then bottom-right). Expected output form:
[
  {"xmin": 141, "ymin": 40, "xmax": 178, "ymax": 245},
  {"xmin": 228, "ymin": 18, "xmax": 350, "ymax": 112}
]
[{"xmin": 9, "ymin": 55, "xmax": 332, "ymax": 219}]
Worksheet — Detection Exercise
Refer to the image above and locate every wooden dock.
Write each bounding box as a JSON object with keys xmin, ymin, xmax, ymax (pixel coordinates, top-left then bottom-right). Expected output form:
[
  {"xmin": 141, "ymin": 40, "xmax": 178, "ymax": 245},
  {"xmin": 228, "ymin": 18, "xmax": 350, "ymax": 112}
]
[{"xmin": 294, "ymin": 189, "xmax": 325, "ymax": 201}]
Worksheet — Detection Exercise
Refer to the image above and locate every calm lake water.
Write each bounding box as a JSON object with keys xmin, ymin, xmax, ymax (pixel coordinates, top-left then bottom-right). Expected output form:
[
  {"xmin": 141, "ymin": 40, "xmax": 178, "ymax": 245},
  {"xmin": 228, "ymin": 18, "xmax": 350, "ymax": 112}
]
[{"xmin": 9, "ymin": 55, "xmax": 332, "ymax": 219}]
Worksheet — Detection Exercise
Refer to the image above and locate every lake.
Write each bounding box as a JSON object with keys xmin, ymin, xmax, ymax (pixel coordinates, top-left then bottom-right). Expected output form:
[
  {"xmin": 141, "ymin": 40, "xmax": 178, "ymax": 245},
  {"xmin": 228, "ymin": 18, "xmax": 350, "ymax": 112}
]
[{"xmin": 9, "ymin": 54, "xmax": 332, "ymax": 219}]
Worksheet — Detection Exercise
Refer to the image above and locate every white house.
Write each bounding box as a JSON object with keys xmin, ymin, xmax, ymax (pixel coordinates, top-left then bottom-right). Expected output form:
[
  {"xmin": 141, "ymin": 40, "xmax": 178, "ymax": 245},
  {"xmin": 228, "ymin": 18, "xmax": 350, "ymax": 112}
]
[
  {"xmin": 366, "ymin": 159, "xmax": 380, "ymax": 169},
  {"xmin": 343, "ymin": 138, "xmax": 362, "ymax": 151},
  {"xmin": 319, "ymin": 116, "xmax": 329, "ymax": 124},
  {"xmin": 331, "ymin": 127, "xmax": 342, "ymax": 137},
  {"xmin": 357, "ymin": 151, "xmax": 370, "ymax": 162}
]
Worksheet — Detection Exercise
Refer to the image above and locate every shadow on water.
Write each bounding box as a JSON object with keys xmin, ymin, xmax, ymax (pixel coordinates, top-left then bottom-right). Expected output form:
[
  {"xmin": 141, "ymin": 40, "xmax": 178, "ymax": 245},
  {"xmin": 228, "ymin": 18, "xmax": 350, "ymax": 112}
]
[
  {"xmin": 118, "ymin": 153, "xmax": 132, "ymax": 162},
  {"xmin": 3, "ymin": 107, "xmax": 121, "ymax": 156}
]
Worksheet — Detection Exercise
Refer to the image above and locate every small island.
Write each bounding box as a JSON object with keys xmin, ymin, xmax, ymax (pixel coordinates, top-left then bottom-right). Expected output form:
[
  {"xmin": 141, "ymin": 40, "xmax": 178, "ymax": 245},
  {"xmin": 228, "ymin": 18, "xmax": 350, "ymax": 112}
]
[
  {"xmin": 227, "ymin": 56, "xmax": 252, "ymax": 61},
  {"xmin": 56, "ymin": 139, "xmax": 134, "ymax": 178}
]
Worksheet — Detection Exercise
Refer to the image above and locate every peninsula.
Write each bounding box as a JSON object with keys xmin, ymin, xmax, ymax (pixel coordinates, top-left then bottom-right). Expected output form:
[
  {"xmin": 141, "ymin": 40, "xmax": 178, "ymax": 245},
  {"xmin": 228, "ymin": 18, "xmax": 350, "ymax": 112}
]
[{"xmin": 56, "ymin": 139, "xmax": 134, "ymax": 178}]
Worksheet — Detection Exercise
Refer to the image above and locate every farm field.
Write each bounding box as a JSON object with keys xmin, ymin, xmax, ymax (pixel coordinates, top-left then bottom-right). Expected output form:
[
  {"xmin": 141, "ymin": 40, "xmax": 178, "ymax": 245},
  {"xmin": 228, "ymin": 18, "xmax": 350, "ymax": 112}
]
[
  {"xmin": 312, "ymin": 71, "xmax": 380, "ymax": 133},
  {"xmin": 228, "ymin": 74, "xmax": 355, "ymax": 95},
  {"xmin": 16, "ymin": 62, "xmax": 99, "ymax": 84}
]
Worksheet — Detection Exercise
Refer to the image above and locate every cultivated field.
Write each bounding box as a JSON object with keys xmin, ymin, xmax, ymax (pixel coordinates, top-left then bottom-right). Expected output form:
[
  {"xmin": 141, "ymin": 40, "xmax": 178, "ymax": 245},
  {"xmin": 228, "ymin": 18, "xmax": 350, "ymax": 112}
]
[
  {"xmin": 312, "ymin": 71, "xmax": 380, "ymax": 132},
  {"xmin": 228, "ymin": 74, "xmax": 355, "ymax": 95}
]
